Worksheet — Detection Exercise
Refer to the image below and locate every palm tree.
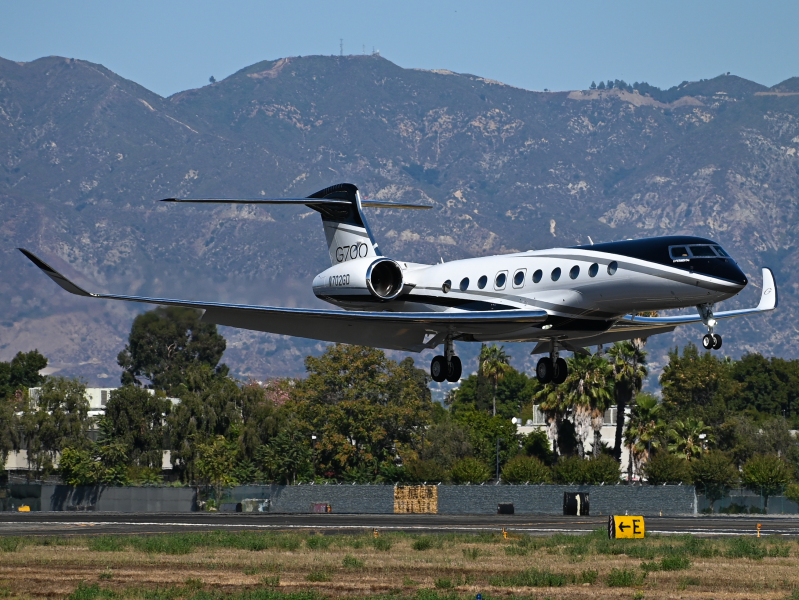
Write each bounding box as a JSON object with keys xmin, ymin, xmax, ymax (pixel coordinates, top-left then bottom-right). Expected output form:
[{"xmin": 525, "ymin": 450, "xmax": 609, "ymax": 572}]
[
  {"xmin": 562, "ymin": 353, "xmax": 614, "ymax": 458},
  {"xmin": 667, "ymin": 418, "xmax": 713, "ymax": 461},
  {"xmin": 623, "ymin": 393, "xmax": 663, "ymax": 481},
  {"xmin": 533, "ymin": 380, "xmax": 570, "ymax": 459},
  {"xmin": 607, "ymin": 342, "xmax": 648, "ymax": 462},
  {"xmin": 479, "ymin": 344, "xmax": 513, "ymax": 417}
]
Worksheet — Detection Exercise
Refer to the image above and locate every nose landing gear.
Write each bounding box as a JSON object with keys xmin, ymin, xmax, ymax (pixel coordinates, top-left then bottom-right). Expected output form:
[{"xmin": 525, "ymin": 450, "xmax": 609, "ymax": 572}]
[
  {"xmin": 698, "ymin": 304, "xmax": 723, "ymax": 350},
  {"xmin": 535, "ymin": 342, "xmax": 568, "ymax": 384},
  {"xmin": 430, "ymin": 337, "xmax": 462, "ymax": 383}
]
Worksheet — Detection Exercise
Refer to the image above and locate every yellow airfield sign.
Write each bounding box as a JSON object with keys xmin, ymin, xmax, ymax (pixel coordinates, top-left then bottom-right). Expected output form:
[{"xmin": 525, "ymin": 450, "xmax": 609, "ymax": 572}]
[{"xmin": 608, "ymin": 515, "xmax": 645, "ymax": 539}]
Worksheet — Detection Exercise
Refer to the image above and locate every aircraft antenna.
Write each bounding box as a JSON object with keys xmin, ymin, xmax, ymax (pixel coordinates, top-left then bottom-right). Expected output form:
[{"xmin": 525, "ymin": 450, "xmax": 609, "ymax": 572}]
[{"xmin": 588, "ymin": 236, "xmax": 594, "ymax": 245}]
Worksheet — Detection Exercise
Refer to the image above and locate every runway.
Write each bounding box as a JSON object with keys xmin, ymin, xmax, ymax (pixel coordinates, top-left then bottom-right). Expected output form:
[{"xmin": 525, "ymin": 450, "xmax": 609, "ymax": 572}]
[{"xmin": 1, "ymin": 512, "xmax": 797, "ymax": 537}]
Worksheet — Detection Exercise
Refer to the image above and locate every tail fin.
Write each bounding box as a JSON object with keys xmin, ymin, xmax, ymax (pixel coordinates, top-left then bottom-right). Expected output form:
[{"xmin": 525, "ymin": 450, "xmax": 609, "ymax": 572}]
[
  {"xmin": 161, "ymin": 182, "xmax": 430, "ymax": 266},
  {"xmin": 306, "ymin": 183, "xmax": 380, "ymax": 265}
]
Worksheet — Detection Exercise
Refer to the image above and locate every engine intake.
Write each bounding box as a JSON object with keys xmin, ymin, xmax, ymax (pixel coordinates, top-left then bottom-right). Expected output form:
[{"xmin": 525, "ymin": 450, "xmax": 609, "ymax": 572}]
[{"xmin": 366, "ymin": 258, "xmax": 404, "ymax": 300}]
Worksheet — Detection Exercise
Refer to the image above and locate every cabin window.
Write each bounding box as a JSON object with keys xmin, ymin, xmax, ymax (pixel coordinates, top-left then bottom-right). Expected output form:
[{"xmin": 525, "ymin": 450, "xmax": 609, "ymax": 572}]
[
  {"xmin": 551, "ymin": 267, "xmax": 561, "ymax": 281},
  {"xmin": 495, "ymin": 272, "xmax": 507, "ymax": 289},
  {"xmin": 607, "ymin": 261, "xmax": 618, "ymax": 275},
  {"xmin": 588, "ymin": 263, "xmax": 599, "ymax": 277},
  {"xmin": 513, "ymin": 269, "xmax": 526, "ymax": 288},
  {"xmin": 442, "ymin": 280, "xmax": 451, "ymax": 293},
  {"xmin": 670, "ymin": 246, "xmax": 689, "ymax": 259},
  {"xmin": 459, "ymin": 277, "xmax": 469, "ymax": 291},
  {"xmin": 477, "ymin": 275, "xmax": 488, "ymax": 289},
  {"xmin": 532, "ymin": 269, "xmax": 543, "ymax": 283},
  {"xmin": 690, "ymin": 245, "xmax": 715, "ymax": 257},
  {"xmin": 569, "ymin": 265, "xmax": 580, "ymax": 279}
]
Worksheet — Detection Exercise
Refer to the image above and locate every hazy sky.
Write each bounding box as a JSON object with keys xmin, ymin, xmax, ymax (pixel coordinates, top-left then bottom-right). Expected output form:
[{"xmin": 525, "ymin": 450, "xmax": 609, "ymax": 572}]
[{"xmin": 2, "ymin": 1, "xmax": 798, "ymax": 98}]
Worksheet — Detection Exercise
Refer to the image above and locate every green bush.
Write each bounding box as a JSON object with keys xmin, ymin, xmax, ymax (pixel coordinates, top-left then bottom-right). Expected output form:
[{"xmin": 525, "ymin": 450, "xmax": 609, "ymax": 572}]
[
  {"xmin": 644, "ymin": 452, "xmax": 691, "ymax": 485},
  {"xmin": 552, "ymin": 455, "xmax": 619, "ymax": 484},
  {"xmin": 260, "ymin": 576, "xmax": 280, "ymax": 587},
  {"xmin": 88, "ymin": 537, "xmax": 127, "ymax": 552},
  {"xmin": 67, "ymin": 583, "xmax": 117, "ymax": 600},
  {"xmin": 501, "ymin": 455, "xmax": 552, "ymax": 484},
  {"xmin": 462, "ymin": 547, "xmax": 482, "ymax": 560},
  {"xmin": 660, "ymin": 556, "xmax": 691, "ymax": 571},
  {"xmin": 606, "ymin": 568, "xmax": 646, "ymax": 587},
  {"xmin": 412, "ymin": 536, "xmax": 442, "ymax": 551},
  {"xmin": 489, "ymin": 568, "xmax": 568, "ymax": 587},
  {"xmin": 306, "ymin": 535, "xmax": 331, "ymax": 550},
  {"xmin": 450, "ymin": 457, "xmax": 491, "ymax": 484},
  {"xmin": 372, "ymin": 536, "xmax": 392, "ymax": 551},
  {"xmin": 434, "ymin": 578, "xmax": 453, "ymax": 589},
  {"xmin": 342, "ymin": 554, "xmax": 364, "ymax": 568},
  {"xmin": 0, "ymin": 537, "xmax": 23, "ymax": 553},
  {"xmin": 305, "ymin": 570, "xmax": 331, "ymax": 582},
  {"xmin": 725, "ymin": 538, "xmax": 767, "ymax": 560},
  {"xmin": 741, "ymin": 455, "xmax": 793, "ymax": 511}
]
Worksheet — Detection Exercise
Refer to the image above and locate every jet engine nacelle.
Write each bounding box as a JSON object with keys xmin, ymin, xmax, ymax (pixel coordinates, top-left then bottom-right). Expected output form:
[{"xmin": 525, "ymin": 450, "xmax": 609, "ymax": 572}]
[{"xmin": 312, "ymin": 257, "xmax": 405, "ymax": 302}]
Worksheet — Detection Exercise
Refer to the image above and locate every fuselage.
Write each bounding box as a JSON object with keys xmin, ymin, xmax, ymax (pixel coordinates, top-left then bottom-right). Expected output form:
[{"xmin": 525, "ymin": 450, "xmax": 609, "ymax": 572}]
[{"xmin": 313, "ymin": 235, "xmax": 747, "ymax": 343}]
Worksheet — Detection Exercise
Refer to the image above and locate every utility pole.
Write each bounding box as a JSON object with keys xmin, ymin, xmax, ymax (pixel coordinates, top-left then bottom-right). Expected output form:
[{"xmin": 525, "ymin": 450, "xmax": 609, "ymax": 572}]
[
  {"xmin": 496, "ymin": 437, "xmax": 504, "ymax": 482},
  {"xmin": 340, "ymin": 39, "xmax": 343, "ymax": 56}
]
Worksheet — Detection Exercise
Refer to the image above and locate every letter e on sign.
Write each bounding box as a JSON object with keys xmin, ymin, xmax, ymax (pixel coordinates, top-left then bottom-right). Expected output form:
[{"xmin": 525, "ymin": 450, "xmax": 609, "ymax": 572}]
[{"xmin": 608, "ymin": 515, "xmax": 645, "ymax": 539}]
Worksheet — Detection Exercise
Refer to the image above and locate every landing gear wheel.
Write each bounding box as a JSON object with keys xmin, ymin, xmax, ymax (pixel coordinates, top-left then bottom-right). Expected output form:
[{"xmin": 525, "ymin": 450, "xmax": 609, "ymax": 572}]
[
  {"xmin": 712, "ymin": 334, "xmax": 722, "ymax": 349},
  {"xmin": 445, "ymin": 356, "xmax": 462, "ymax": 382},
  {"xmin": 553, "ymin": 357, "xmax": 568, "ymax": 384},
  {"xmin": 702, "ymin": 334, "xmax": 714, "ymax": 350},
  {"xmin": 536, "ymin": 357, "xmax": 553, "ymax": 384},
  {"xmin": 430, "ymin": 355, "xmax": 447, "ymax": 382}
]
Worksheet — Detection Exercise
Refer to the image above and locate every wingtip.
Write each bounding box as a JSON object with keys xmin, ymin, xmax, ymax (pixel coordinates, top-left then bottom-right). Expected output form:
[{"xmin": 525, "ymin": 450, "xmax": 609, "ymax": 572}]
[{"xmin": 18, "ymin": 248, "xmax": 93, "ymax": 297}]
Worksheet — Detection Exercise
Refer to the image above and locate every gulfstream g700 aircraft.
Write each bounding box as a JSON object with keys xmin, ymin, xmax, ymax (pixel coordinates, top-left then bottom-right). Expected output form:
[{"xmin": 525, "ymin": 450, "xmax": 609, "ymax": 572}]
[{"xmin": 20, "ymin": 183, "xmax": 777, "ymax": 384}]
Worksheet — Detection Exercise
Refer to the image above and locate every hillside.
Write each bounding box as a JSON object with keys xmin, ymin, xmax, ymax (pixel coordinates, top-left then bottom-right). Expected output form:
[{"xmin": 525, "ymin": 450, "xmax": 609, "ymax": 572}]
[{"xmin": 1, "ymin": 54, "xmax": 798, "ymax": 384}]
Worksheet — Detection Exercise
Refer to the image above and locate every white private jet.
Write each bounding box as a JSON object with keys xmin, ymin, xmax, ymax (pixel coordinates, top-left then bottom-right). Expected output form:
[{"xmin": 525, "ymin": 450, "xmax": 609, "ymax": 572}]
[{"xmin": 20, "ymin": 183, "xmax": 777, "ymax": 384}]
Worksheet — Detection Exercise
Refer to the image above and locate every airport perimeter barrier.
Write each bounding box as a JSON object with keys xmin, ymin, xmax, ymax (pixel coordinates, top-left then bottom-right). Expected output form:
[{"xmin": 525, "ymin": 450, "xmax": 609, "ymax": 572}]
[{"xmin": 3, "ymin": 483, "xmax": 697, "ymax": 515}]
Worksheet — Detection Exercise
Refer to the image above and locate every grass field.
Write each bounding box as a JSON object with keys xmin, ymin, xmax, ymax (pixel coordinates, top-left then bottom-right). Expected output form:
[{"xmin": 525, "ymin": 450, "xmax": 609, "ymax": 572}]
[{"xmin": 0, "ymin": 529, "xmax": 798, "ymax": 599}]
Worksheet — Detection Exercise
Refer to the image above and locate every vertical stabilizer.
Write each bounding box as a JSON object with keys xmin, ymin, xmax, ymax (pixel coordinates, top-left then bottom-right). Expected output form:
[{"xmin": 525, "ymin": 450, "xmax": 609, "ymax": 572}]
[{"xmin": 306, "ymin": 183, "xmax": 381, "ymax": 266}]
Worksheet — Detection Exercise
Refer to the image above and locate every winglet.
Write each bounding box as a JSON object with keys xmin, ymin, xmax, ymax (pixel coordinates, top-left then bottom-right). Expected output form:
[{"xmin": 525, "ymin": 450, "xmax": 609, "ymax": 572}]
[
  {"xmin": 757, "ymin": 267, "xmax": 777, "ymax": 311},
  {"xmin": 18, "ymin": 249, "xmax": 95, "ymax": 297}
]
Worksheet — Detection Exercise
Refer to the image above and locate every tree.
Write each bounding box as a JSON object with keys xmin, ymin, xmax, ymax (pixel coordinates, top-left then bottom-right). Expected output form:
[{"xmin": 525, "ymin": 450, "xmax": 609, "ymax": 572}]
[
  {"xmin": 255, "ymin": 427, "xmax": 312, "ymax": 484},
  {"xmin": 623, "ymin": 393, "xmax": 663, "ymax": 481},
  {"xmin": 597, "ymin": 81, "xmax": 606, "ymax": 90},
  {"xmin": 0, "ymin": 350, "xmax": 47, "ymax": 399},
  {"xmin": 660, "ymin": 343, "xmax": 737, "ymax": 425},
  {"xmin": 479, "ymin": 344, "xmax": 513, "ymax": 417},
  {"xmin": 20, "ymin": 377, "xmax": 91, "ymax": 479},
  {"xmin": 643, "ymin": 452, "xmax": 691, "ymax": 485},
  {"xmin": 590, "ymin": 81, "xmax": 597, "ymax": 90},
  {"xmin": 196, "ymin": 435, "xmax": 239, "ymax": 504},
  {"xmin": 291, "ymin": 345, "xmax": 432, "ymax": 481},
  {"xmin": 117, "ymin": 306, "xmax": 228, "ymax": 392},
  {"xmin": 417, "ymin": 420, "xmax": 473, "ymax": 472},
  {"xmin": 534, "ymin": 377, "xmax": 571, "ymax": 458},
  {"xmin": 667, "ymin": 418, "xmax": 713, "ymax": 461},
  {"xmin": 0, "ymin": 394, "xmax": 20, "ymax": 472},
  {"xmin": 451, "ymin": 365, "xmax": 537, "ymax": 419},
  {"xmin": 450, "ymin": 457, "xmax": 491, "ymax": 484},
  {"xmin": 104, "ymin": 386, "xmax": 173, "ymax": 469},
  {"xmin": 167, "ymin": 365, "xmax": 247, "ymax": 482},
  {"xmin": 209, "ymin": 75, "xmax": 216, "ymax": 83},
  {"xmin": 728, "ymin": 353, "xmax": 799, "ymax": 421},
  {"xmin": 690, "ymin": 450, "xmax": 738, "ymax": 511},
  {"xmin": 562, "ymin": 353, "xmax": 614, "ymax": 458},
  {"xmin": 521, "ymin": 429, "xmax": 554, "ymax": 465},
  {"xmin": 608, "ymin": 342, "xmax": 648, "ymax": 461},
  {"xmin": 501, "ymin": 455, "xmax": 551, "ymax": 484},
  {"xmin": 553, "ymin": 455, "xmax": 619, "ymax": 484},
  {"xmin": 741, "ymin": 454, "xmax": 793, "ymax": 513},
  {"xmin": 454, "ymin": 410, "xmax": 519, "ymax": 470}
]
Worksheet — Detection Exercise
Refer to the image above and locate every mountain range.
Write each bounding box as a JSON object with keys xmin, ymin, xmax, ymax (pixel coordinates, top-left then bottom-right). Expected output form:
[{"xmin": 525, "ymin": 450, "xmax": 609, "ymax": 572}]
[{"xmin": 1, "ymin": 54, "xmax": 798, "ymax": 386}]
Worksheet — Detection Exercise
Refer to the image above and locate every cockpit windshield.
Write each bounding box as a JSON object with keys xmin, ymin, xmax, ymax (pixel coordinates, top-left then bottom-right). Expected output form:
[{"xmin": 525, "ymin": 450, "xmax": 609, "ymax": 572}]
[{"xmin": 669, "ymin": 245, "xmax": 731, "ymax": 260}]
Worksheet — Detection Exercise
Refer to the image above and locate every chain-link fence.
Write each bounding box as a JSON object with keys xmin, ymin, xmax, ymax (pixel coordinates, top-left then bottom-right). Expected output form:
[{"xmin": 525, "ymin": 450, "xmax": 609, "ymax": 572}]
[{"xmin": 697, "ymin": 484, "xmax": 799, "ymax": 514}]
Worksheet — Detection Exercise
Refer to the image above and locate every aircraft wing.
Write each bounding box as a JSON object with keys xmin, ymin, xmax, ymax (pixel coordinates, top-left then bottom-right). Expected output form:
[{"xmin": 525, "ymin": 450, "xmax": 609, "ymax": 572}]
[{"xmin": 19, "ymin": 249, "xmax": 548, "ymax": 352}]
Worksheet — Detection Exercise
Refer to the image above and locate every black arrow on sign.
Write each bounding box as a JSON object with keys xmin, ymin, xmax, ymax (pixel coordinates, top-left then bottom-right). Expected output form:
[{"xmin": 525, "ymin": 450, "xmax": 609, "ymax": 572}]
[{"xmin": 618, "ymin": 522, "xmax": 630, "ymax": 532}]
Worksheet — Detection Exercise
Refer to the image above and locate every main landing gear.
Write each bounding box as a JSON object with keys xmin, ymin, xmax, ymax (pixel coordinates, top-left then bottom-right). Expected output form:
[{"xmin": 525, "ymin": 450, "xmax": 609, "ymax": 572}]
[
  {"xmin": 698, "ymin": 303, "xmax": 723, "ymax": 350},
  {"xmin": 430, "ymin": 337, "xmax": 462, "ymax": 383},
  {"xmin": 535, "ymin": 343, "xmax": 568, "ymax": 385}
]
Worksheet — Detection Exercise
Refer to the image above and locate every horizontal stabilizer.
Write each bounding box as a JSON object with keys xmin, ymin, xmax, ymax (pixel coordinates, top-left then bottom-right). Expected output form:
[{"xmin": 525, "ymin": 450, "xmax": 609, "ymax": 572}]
[{"xmin": 161, "ymin": 197, "xmax": 431, "ymax": 209}]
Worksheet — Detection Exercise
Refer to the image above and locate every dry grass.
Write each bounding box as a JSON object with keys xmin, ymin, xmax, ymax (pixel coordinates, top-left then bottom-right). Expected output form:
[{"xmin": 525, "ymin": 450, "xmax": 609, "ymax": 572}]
[{"xmin": 0, "ymin": 529, "xmax": 797, "ymax": 599}]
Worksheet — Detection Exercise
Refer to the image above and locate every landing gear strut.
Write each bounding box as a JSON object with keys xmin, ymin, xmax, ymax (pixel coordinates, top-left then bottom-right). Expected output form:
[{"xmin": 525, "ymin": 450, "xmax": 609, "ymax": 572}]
[
  {"xmin": 535, "ymin": 342, "xmax": 568, "ymax": 385},
  {"xmin": 697, "ymin": 304, "xmax": 723, "ymax": 350},
  {"xmin": 430, "ymin": 337, "xmax": 462, "ymax": 383}
]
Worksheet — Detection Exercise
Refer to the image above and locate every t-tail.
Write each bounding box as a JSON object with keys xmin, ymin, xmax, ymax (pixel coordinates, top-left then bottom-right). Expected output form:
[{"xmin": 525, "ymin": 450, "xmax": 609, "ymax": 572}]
[{"xmin": 160, "ymin": 182, "xmax": 430, "ymax": 267}]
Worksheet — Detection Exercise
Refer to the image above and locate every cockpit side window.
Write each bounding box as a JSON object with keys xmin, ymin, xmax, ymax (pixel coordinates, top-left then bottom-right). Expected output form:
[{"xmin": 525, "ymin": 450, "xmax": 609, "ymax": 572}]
[
  {"xmin": 689, "ymin": 245, "xmax": 716, "ymax": 257},
  {"xmin": 713, "ymin": 245, "xmax": 730, "ymax": 257},
  {"xmin": 669, "ymin": 246, "xmax": 689, "ymax": 259}
]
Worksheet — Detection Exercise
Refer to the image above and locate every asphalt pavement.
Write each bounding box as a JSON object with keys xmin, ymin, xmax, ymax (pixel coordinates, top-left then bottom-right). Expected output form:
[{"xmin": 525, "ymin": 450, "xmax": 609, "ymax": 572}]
[{"xmin": 0, "ymin": 512, "xmax": 797, "ymax": 537}]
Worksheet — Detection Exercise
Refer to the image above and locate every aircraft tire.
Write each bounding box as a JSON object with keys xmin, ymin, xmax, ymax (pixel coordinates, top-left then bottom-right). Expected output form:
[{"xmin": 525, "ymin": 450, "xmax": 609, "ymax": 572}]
[
  {"xmin": 430, "ymin": 355, "xmax": 447, "ymax": 382},
  {"xmin": 553, "ymin": 357, "xmax": 568, "ymax": 384},
  {"xmin": 702, "ymin": 334, "xmax": 714, "ymax": 350},
  {"xmin": 446, "ymin": 356, "xmax": 462, "ymax": 382},
  {"xmin": 536, "ymin": 357, "xmax": 553, "ymax": 384},
  {"xmin": 712, "ymin": 334, "xmax": 723, "ymax": 349}
]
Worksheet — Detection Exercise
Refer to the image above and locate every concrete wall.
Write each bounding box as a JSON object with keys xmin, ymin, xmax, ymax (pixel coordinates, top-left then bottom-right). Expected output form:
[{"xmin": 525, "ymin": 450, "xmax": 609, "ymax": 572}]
[{"xmin": 3, "ymin": 484, "xmax": 696, "ymax": 515}]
